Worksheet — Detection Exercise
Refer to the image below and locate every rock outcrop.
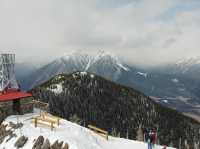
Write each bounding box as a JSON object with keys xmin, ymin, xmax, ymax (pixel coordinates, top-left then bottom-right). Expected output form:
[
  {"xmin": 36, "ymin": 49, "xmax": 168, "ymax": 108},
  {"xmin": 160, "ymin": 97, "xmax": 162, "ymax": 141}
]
[
  {"xmin": 62, "ymin": 143, "xmax": 68, "ymax": 149},
  {"xmin": 41, "ymin": 139, "xmax": 51, "ymax": 149},
  {"xmin": 32, "ymin": 136, "xmax": 44, "ymax": 149},
  {"xmin": 0, "ymin": 124, "xmax": 16, "ymax": 144},
  {"xmin": 14, "ymin": 136, "xmax": 28, "ymax": 148}
]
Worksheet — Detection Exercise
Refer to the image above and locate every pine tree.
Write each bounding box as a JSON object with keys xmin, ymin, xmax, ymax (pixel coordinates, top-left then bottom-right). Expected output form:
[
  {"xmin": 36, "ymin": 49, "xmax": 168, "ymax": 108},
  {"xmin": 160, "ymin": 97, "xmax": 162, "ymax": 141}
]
[{"xmin": 111, "ymin": 128, "xmax": 120, "ymax": 137}]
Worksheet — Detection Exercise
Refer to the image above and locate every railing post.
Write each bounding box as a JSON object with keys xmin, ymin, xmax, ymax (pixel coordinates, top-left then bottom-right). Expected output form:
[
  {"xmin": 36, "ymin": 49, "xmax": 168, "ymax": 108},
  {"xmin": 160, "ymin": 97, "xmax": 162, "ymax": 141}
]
[
  {"xmin": 34, "ymin": 118, "xmax": 37, "ymax": 128},
  {"xmin": 51, "ymin": 122, "xmax": 53, "ymax": 131},
  {"xmin": 57, "ymin": 119, "xmax": 59, "ymax": 125}
]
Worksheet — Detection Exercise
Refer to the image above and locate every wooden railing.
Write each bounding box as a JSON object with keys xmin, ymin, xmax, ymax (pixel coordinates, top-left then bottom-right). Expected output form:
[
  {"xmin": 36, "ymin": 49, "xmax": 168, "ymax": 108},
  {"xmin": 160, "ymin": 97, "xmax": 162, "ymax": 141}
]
[
  {"xmin": 32, "ymin": 100, "xmax": 49, "ymax": 111},
  {"xmin": 88, "ymin": 125, "xmax": 108, "ymax": 140},
  {"xmin": 31, "ymin": 111, "xmax": 61, "ymax": 131}
]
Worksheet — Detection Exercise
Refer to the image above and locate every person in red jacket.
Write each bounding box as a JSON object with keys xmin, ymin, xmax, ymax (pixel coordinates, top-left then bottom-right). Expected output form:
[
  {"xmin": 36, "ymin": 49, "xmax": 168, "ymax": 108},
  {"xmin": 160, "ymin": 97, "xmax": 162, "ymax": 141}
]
[{"xmin": 152, "ymin": 130, "xmax": 157, "ymax": 144}]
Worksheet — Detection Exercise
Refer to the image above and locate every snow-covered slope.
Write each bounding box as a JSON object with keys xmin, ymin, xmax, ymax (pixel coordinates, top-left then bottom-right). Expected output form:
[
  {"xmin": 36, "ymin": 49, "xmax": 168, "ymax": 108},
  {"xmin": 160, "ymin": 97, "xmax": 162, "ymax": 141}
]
[{"xmin": 1, "ymin": 110, "xmax": 174, "ymax": 149}]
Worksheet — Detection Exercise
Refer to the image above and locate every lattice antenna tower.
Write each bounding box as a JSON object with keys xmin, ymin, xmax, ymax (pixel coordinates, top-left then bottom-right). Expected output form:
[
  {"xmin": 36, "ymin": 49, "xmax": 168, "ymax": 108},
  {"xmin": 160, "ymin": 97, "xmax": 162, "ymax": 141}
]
[{"xmin": 0, "ymin": 54, "xmax": 19, "ymax": 91}]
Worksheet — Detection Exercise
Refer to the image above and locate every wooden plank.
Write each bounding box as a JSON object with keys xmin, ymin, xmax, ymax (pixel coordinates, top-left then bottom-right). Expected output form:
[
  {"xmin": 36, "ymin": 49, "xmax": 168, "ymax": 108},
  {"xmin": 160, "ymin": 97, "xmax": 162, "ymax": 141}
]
[
  {"xmin": 43, "ymin": 115, "xmax": 60, "ymax": 125},
  {"xmin": 41, "ymin": 112, "xmax": 61, "ymax": 125},
  {"xmin": 32, "ymin": 116, "xmax": 56, "ymax": 131},
  {"xmin": 33, "ymin": 116, "xmax": 56, "ymax": 124},
  {"xmin": 88, "ymin": 125, "xmax": 108, "ymax": 140},
  {"xmin": 44, "ymin": 113, "xmax": 61, "ymax": 120},
  {"xmin": 88, "ymin": 125, "xmax": 108, "ymax": 134},
  {"xmin": 35, "ymin": 120, "xmax": 55, "ymax": 128}
]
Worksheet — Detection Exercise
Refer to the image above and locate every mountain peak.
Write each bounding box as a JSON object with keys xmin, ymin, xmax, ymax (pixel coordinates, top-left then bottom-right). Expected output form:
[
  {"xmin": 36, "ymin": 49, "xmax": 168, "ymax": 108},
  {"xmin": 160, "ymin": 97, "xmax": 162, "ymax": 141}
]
[
  {"xmin": 176, "ymin": 56, "xmax": 200, "ymax": 66},
  {"xmin": 174, "ymin": 57, "xmax": 200, "ymax": 74},
  {"xmin": 26, "ymin": 50, "xmax": 130, "ymax": 89},
  {"xmin": 60, "ymin": 50, "xmax": 130, "ymax": 72}
]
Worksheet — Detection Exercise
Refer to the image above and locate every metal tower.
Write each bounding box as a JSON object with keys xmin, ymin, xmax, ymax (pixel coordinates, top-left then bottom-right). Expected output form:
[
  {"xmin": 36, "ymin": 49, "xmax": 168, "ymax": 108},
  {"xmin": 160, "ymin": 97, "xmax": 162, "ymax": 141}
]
[{"xmin": 0, "ymin": 54, "xmax": 19, "ymax": 91}]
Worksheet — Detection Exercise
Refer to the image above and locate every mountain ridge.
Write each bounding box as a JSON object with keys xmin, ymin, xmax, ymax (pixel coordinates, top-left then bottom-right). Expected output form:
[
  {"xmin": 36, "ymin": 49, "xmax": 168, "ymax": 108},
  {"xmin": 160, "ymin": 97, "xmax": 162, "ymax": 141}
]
[
  {"xmin": 31, "ymin": 71, "xmax": 200, "ymax": 148},
  {"xmin": 23, "ymin": 51, "xmax": 130, "ymax": 89},
  {"xmin": 16, "ymin": 52, "xmax": 200, "ymax": 118}
]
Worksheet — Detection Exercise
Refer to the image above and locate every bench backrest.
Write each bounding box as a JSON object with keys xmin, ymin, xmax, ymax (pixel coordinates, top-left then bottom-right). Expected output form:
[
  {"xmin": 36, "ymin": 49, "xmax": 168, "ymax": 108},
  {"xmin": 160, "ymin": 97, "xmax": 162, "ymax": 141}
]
[
  {"xmin": 88, "ymin": 125, "xmax": 108, "ymax": 134},
  {"xmin": 33, "ymin": 116, "xmax": 56, "ymax": 124}
]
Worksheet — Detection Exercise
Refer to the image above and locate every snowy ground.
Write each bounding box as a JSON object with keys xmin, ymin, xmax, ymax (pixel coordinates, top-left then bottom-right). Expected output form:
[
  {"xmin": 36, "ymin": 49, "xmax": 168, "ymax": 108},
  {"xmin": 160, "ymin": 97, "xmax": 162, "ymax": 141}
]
[{"xmin": 1, "ymin": 109, "xmax": 175, "ymax": 149}]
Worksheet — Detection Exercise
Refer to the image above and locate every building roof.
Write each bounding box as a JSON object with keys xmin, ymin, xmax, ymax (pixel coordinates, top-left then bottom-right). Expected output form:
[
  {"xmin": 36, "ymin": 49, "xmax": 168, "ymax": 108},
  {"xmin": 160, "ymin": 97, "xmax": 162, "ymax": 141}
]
[{"xmin": 0, "ymin": 89, "xmax": 32, "ymax": 102}]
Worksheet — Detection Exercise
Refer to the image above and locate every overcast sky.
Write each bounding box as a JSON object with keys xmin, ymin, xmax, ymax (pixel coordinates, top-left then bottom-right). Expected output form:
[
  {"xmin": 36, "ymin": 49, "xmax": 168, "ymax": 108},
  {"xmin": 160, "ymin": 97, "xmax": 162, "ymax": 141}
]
[{"xmin": 0, "ymin": 0, "xmax": 200, "ymax": 65}]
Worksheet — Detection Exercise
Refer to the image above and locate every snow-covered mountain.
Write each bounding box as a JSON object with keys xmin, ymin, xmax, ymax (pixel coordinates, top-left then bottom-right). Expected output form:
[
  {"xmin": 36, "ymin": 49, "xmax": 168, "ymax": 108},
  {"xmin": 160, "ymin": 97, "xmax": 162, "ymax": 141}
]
[
  {"xmin": 146, "ymin": 57, "xmax": 200, "ymax": 114},
  {"xmin": 16, "ymin": 52, "xmax": 200, "ymax": 119},
  {"xmin": 155, "ymin": 57, "xmax": 200, "ymax": 80},
  {"xmin": 1, "ymin": 110, "xmax": 175, "ymax": 149},
  {"xmin": 173, "ymin": 57, "xmax": 200, "ymax": 83},
  {"xmin": 23, "ymin": 51, "xmax": 130, "ymax": 89},
  {"xmin": 175, "ymin": 57, "xmax": 200, "ymax": 73},
  {"xmin": 86, "ymin": 51, "xmax": 129, "ymax": 80}
]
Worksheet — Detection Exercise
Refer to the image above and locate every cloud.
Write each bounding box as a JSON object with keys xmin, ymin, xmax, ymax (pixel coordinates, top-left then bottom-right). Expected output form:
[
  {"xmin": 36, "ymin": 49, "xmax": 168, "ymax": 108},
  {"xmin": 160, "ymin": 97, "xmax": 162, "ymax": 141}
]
[{"xmin": 0, "ymin": 0, "xmax": 200, "ymax": 65}]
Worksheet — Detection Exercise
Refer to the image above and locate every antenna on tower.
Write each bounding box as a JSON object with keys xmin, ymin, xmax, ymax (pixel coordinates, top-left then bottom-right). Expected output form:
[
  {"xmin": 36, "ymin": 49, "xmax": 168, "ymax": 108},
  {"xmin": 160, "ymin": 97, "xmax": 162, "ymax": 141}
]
[{"xmin": 0, "ymin": 54, "xmax": 19, "ymax": 92}]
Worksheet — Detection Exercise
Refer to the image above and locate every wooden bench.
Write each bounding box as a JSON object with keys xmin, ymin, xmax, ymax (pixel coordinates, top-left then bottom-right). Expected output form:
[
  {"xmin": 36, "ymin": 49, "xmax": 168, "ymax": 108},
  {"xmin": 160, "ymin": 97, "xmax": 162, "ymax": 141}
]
[
  {"xmin": 32, "ymin": 116, "xmax": 56, "ymax": 131},
  {"xmin": 88, "ymin": 125, "xmax": 108, "ymax": 140},
  {"xmin": 40, "ymin": 112, "xmax": 61, "ymax": 126}
]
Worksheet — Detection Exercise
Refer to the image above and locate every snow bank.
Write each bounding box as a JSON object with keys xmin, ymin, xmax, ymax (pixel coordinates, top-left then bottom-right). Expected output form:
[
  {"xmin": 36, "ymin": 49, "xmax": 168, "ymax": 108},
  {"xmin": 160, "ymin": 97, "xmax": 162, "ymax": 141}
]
[{"xmin": 1, "ymin": 110, "xmax": 175, "ymax": 149}]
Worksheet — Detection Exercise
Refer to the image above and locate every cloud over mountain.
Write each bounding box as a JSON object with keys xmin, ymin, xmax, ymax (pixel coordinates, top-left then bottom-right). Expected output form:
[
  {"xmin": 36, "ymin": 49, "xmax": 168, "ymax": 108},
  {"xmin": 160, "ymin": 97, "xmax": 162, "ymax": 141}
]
[{"xmin": 0, "ymin": 0, "xmax": 200, "ymax": 65}]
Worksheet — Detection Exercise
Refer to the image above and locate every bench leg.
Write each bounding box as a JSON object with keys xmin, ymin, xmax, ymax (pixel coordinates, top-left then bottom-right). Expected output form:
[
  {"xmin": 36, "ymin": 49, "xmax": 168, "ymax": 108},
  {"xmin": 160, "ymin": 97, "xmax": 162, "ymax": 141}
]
[
  {"xmin": 34, "ymin": 118, "xmax": 37, "ymax": 128},
  {"xmin": 51, "ymin": 123, "xmax": 53, "ymax": 131}
]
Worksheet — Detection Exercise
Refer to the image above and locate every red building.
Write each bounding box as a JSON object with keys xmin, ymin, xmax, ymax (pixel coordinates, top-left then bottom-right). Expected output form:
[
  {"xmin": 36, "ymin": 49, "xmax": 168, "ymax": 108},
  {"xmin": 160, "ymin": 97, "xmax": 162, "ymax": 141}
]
[{"xmin": 0, "ymin": 89, "xmax": 33, "ymax": 119}]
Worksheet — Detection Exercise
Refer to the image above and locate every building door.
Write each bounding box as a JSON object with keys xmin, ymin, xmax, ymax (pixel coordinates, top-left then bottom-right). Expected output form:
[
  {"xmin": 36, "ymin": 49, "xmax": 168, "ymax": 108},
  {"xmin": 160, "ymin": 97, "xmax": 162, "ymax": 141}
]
[{"xmin": 13, "ymin": 99, "xmax": 21, "ymax": 114}]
